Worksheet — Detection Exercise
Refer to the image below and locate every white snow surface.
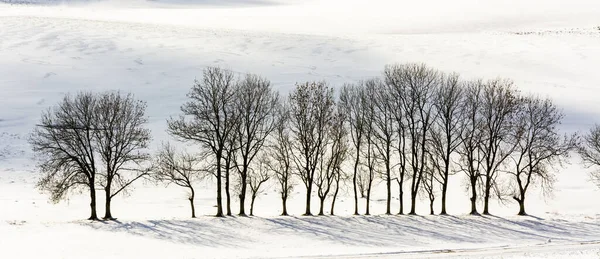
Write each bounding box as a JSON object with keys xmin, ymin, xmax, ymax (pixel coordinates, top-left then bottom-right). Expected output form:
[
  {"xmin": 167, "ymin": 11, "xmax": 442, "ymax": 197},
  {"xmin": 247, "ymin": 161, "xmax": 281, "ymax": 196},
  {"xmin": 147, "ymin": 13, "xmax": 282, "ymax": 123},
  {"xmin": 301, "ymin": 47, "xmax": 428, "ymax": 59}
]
[{"xmin": 1, "ymin": 0, "xmax": 600, "ymax": 258}]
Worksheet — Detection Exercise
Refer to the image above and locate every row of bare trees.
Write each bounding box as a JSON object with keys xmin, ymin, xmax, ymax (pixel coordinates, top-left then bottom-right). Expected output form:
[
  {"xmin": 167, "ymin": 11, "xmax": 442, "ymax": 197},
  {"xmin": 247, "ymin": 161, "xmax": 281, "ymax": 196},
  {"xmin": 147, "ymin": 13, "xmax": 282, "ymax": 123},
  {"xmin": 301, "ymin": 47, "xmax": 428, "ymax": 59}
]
[{"xmin": 30, "ymin": 63, "xmax": 600, "ymax": 219}]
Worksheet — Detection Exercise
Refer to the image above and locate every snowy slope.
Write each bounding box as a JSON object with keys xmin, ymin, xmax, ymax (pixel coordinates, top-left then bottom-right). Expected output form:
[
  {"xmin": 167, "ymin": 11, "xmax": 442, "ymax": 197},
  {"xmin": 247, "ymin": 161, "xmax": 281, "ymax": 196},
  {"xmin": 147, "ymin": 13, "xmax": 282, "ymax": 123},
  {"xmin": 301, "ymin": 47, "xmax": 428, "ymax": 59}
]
[{"xmin": 1, "ymin": 0, "xmax": 600, "ymax": 258}]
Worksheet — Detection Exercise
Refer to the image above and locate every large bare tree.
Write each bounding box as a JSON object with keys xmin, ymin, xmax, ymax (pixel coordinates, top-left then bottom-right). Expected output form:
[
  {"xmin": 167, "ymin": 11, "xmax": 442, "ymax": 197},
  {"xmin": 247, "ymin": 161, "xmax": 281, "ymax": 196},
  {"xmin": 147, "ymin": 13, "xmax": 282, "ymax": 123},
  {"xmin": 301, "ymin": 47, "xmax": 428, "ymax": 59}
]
[
  {"xmin": 30, "ymin": 92, "xmax": 100, "ymax": 220},
  {"xmin": 232, "ymin": 74, "xmax": 279, "ymax": 216},
  {"xmin": 339, "ymin": 83, "xmax": 367, "ymax": 215},
  {"xmin": 479, "ymin": 79, "xmax": 520, "ymax": 215},
  {"xmin": 289, "ymin": 81, "xmax": 335, "ymax": 216},
  {"xmin": 168, "ymin": 67, "xmax": 238, "ymax": 217},
  {"xmin": 384, "ymin": 66, "xmax": 409, "ymax": 215},
  {"xmin": 370, "ymin": 78, "xmax": 396, "ymax": 215},
  {"xmin": 457, "ymin": 80, "xmax": 485, "ymax": 215},
  {"xmin": 361, "ymin": 81, "xmax": 379, "ymax": 215},
  {"xmin": 429, "ymin": 73, "xmax": 464, "ymax": 215},
  {"xmin": 510, "ymin": 96, "xmax": 577, "ymax": 215},
  {"xmin": 94, "ymin": 92, "xmax": 151, "ymax": 220},
  {"xmin": 391, "ymin": 63, "xmax": 439, "ymax": 215}
]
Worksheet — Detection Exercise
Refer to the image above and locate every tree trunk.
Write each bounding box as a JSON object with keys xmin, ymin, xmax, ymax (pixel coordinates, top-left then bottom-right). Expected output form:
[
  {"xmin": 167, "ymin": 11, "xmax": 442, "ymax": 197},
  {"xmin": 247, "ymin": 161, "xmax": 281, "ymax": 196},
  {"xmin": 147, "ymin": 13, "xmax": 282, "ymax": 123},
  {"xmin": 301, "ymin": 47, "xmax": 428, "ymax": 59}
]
[
  {"xmin": 88, "ymin": 184, "xmax": 98, "ymax": 220},
  {"xmin": 398, "ymin": 176, "xmax": 404, "ymax": 215},
  {"xmin": 250, "ymin": 194, "xmax": 256, "ymax": 216},
  {"xmin": 225, "ymin": 168, "xmax": 232, "ymax": 216},
  {"xmin": 331, "ymin": 183, "xmax": 340, "ymax": 216},
  {"xmin": 470, "ymin": 177, "xmax": 478, "ymax": 215},
  {"xmin": 429, "ymin": 198, "xmax": 434, "ymax": 215},
  {"xmin": 239, "ymin": 174, "xmax": 247, "ymax": 216},
  {"xmin": 386, "ymin": 166, "xmax": 391, "ymax": 215},
  {"xmin": 514, "ymin": 195, "xmax": 526, "ymax": 216},
  {"xmin": 304, "ymin": 183, "xmax": 312, "ymax": 216},
  {"xmin": 318, "ymin": 196, "xmax": 325, "ymax": 216},
  {"xmin": 409, "ymin": 190, "xmax": 417, "ymax": 215},
  {"xmin": 353, "ymin": 157, "xmax": 359, "ymax": 215},
  {"xmin": 189, "ymin": 188, "xmax": 196, "ymax": 218},
  {"xmin": 281, "ymin": 195, "xmax": 288, "ymax": 216},
  {"xmin": 483, "ymin": 178, "xmax": 491, "ymax": 215},
  {"xmin": 440, "ymin": 166, "xmax": 449, "ymax": 215},
  {"xmin": 365, "ymin": 184, "xmax": 372, "ymax": 215},
  {"xmin": 103, "ymin": 187, "xmax": 113, "ymax": 220},
  {"xmin": 215, "ymin": 155, "xmax": 224, "ymax": 217}
]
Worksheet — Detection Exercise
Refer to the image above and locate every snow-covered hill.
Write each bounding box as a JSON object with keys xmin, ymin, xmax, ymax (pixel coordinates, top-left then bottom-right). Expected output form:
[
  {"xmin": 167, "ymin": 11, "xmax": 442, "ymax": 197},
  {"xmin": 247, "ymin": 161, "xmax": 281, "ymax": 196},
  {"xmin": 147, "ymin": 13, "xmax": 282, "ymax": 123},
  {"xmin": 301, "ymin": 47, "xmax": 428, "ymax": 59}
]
[{"xmin": 1, "ymin": 0, "xmax": 600, "ymax": 258}]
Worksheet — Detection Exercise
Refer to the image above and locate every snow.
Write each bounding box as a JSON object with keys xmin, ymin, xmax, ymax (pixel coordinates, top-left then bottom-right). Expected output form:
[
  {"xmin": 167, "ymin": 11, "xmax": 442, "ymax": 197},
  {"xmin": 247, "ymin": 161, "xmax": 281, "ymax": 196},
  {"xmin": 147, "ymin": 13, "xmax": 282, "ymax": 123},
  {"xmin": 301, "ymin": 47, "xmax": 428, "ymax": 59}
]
[{"xmin": 1, "ymin": 0, "xmax": 600, "ymax": 258}]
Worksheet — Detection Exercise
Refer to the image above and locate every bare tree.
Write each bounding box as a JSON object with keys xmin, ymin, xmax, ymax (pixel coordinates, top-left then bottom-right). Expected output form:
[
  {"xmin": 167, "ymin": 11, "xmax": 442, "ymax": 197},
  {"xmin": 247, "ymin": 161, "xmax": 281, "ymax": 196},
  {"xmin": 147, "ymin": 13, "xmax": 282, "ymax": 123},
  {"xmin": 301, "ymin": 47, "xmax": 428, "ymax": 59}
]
[
  {"xmin": 340, "ymin": 83, "xmax": 367, "ymax": 215},
  {"xmin": 385, "ymin": 67, "xmax": 409, "ymax": 215},
  {"xmin": 330, "ymin": 165, "xmax": 347, "ymax": 216},
  {"xmin": 370, "ymin": 78, "xmax": 396, "ymax": 215},
  {"xmin": 232, "ymin": 74, "xmax": 279, "ymax": 216},
  {"xmin": 390, "ymin": 63, "xmax": 439, "ymax": 215},
  {"xmin": 264, "ymin": 100, "xmax": 295, "ymax": 216},
  {"xmin": 248, "ymin": 158, "xmax": 271, "ymax": 216},
  {"xmin": 315, "ymin": 106, "xmax": 348, "ymax": 216},
  {"xmin": 153, "ymin": 143, "xmax": 205, "ymax": 218},
  {"xmin": 361, "ymin": 81, "xmax": 379, "ymax": 215},
  {"xmin": 429, "ymin": 73, "xmax": 464, "ymax": 215},
  {"xmin": 479, "ymin": 79, "xmax": 520, "ymax": 215},
  {"xmin": 29, "ymin": 92, "xmax": 100, "ymax": 220},
  {"xmin": 457, "ymin": 80, "xmax": 485, "ymax": 215},
  {"xmin": 357, "ymin": 171, "xmax": 369, "ymax": 198},
  {"xmin": 289, "ymin": 81, "xmax": 335, "ymax": 216},
  {"xmin": 94, "ymin": 92, "xmax": 151, "ymax": 220},
  {"xmin": 421, "ymin": 156, "xmax": 437, "ymax": 215},
  {"xmin": 580, "ymin": 125, "xmax": 600, "ymax": 188},
  {"xmin": 168, "ymin": 67, "xmax": 238, "ymax": 217},
  {"xmin": 510, "ymin": 96, "xmax": 577, "ymax": 215},
  {"xmin": 223, "ymin": 137, "xmax": 236, "ymax": 216}
]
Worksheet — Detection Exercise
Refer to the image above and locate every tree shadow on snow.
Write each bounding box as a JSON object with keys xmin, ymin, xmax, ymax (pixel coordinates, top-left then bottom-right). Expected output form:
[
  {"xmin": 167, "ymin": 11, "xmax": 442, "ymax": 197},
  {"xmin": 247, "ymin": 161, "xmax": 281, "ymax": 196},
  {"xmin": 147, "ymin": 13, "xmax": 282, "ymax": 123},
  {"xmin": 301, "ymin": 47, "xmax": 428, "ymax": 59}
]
[{"xmin": 80, "ymin": 215, "xmax": 600, "ymax": 249}]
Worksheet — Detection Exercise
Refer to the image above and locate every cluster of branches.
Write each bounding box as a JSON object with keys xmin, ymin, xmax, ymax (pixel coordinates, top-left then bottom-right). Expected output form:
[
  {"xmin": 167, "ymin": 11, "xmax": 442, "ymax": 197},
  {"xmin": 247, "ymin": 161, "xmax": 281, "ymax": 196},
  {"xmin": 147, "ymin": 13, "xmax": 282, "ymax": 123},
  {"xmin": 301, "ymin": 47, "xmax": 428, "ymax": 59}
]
[
  {"xmin": 30, "ymin": 92, "xmax": 151, "ymax": 220},
  {"xmin": 31, "ymin": 63, "xmax": 586, "ymax": 219}
]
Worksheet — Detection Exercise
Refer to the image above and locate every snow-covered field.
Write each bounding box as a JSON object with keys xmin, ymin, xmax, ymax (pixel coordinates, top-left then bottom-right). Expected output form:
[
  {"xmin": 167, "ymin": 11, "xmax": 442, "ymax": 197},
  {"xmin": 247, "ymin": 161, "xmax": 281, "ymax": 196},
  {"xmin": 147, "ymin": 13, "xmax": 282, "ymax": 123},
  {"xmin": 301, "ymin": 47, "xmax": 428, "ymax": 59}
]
[{"xmin": 1, "ymin": 0, "xmax": 600, "ymax": 258}]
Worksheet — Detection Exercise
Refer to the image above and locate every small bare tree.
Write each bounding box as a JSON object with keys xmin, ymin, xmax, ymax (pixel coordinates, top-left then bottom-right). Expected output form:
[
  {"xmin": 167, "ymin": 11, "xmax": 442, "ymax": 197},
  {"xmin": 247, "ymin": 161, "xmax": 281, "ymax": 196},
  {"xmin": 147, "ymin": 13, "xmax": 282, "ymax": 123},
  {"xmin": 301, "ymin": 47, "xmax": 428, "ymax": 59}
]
[
  {"xmin": 153, "ymin": 143, "xmax": 205, "ymax": 218},
  {"xmin": 580, "ymin": 125, "xmax": 600, "ymax": 188},
  {"xmin": 315, "ymin": 105, "xmax": 348, "ymax": 216},
  {"xmin": 264, "ymin": 100, "xmax": 295, "ymax": 216},
  {"xmin": 168, "ymin": 67, "xmax": 238, "ymax": 217},
  {"xmin": 248, "ymin": 157, "xmax": 271, "ymax": 216},
  {"xmin": 330, "ymin": 165, "xmax": 347, "ymax": 216},
  {"xmin": 421, "ymin": 156, "xmax": 437, "ymax": 215},
  {"xmin": 289, "ymin": 81, "xmax": 335, "ymax": 216},
  {"xmin": 510, "ymin": 96, "xmax": 577, "ymax": 215},
  {"xmin": 29, "ymin": 92, "xmax": 100, "ymax": 220},
  {"xmin": 94, "ymin": 92, "xmax": 151, "ymax": 220},
  {"xmin": 357, "ymin": 171, "xmax": 369, "ymax": 198}
]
